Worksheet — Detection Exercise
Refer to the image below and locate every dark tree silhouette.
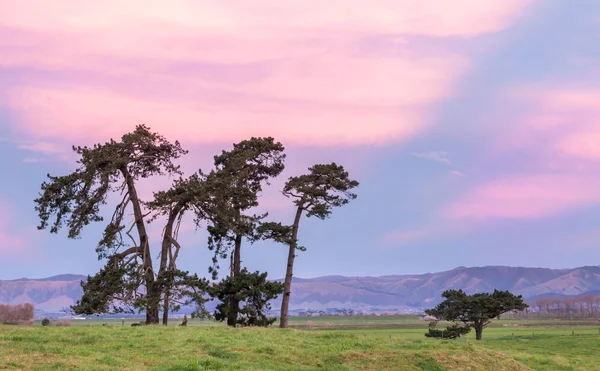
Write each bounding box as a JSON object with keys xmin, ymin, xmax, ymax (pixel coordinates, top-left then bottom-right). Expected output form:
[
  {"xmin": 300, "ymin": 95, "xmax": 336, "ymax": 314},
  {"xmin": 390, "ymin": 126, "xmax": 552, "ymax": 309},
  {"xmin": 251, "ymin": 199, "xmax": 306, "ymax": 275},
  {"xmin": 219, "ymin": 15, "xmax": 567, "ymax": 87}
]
[
  {"xmin": 426, "ymin": 289, "xmax": 528, "ymax": 340},
  {"xmin": 206, "ymin": 137, "xmax": 285, "ymax": 327},
  {"xmin": 34, "ymin": 125, "xmax": 210, "ymax": 324},
  {"xmin": 260, "ymin": 163, "xmax": 358, "ymax": 328}
]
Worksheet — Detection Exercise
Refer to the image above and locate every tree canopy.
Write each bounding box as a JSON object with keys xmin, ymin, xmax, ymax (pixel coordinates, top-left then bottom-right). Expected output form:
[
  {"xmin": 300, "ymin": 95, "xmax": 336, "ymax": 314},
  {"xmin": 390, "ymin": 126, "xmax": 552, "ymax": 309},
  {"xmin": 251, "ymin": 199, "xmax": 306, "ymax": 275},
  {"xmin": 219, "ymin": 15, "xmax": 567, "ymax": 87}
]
[
  {"xmin": 425, "ymin": 289, "xmax": 529, "ymax": 340},
  {"xmin": 263, "ymin": 163, "xmax": 359, "ymax": 328},
  {"xmin": 210, "ymin": 269, "xmax": 283, "ymax": 327},
  {"xmin": 205, "ymin": 137, "xmax": 286, "ymax": 326},
  {"xmin": 34, "ymin": 126, "xmax": 357, "ymax": 327},
  {"xmin": 34, "ymin": 125, "xmax": 210, "ymax": 324},
  {"xmin": 206, "ymin": 137, "xmax": 286, "ymax": 278},
  {"xmin": 283, "ymin": 163, "xmax": 359, "ymax": 219}
]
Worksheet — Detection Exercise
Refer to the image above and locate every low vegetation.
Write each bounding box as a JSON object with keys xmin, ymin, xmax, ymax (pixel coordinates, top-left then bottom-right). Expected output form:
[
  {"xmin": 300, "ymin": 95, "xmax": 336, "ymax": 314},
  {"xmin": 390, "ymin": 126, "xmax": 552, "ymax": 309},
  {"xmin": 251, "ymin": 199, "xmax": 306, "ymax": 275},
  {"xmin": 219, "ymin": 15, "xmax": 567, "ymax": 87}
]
[
  {"xmin": 0, "ymin": 304, "xmax": 34, "ymax": 325},
  {"xmin": 3, "ymin": 319, "xmax": 600, "ymax": 370},
  {"xmin": 0, "ymin": 323, "xmax": 526, "ymax": 370}
]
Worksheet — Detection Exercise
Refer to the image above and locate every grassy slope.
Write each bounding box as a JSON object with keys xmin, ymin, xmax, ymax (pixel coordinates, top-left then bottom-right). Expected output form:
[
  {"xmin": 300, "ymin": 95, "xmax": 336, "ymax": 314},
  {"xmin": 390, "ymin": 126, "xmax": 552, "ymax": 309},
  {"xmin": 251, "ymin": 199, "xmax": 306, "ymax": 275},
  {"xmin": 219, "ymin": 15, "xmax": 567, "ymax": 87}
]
[
  {"xmin": 331, "ymin": 327, "xmax": 600, "ymax": 370},
  {"xmin": 0, "ymin": 325, "xmax": 527, "ymax": 371},
  {"xmin": 4, "ymin": 317, "xmax": 600, "ymax": 370}
]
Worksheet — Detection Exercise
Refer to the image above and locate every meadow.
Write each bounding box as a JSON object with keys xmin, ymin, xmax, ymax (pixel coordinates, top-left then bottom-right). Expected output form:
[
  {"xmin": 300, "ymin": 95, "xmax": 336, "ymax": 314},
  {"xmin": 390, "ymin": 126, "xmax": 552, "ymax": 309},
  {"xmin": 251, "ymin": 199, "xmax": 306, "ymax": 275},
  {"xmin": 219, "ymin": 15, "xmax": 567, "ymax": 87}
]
[{"xmin": 1, "ymin": 316, "xmax": 599, "ymax": 370}]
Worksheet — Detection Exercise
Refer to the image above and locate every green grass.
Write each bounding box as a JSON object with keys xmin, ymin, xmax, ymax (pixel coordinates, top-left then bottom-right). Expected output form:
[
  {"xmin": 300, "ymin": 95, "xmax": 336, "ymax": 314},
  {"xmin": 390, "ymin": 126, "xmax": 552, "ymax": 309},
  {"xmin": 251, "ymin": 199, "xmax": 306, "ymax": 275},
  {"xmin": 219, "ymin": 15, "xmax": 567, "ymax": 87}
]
[
  {"xmin": 318, "ymin": 326, "xmax": 600, "ymax": 370},
  {"xmin": 287, "ymin": 315, "xmax": 425, "ymax": 326},
  {"xmin": 3, "ymin": 318, "xmax": 600, "ymax": 370},
  {"xmin": 286, "ymin": 315, "xmax": 600, "ymax": 328}
]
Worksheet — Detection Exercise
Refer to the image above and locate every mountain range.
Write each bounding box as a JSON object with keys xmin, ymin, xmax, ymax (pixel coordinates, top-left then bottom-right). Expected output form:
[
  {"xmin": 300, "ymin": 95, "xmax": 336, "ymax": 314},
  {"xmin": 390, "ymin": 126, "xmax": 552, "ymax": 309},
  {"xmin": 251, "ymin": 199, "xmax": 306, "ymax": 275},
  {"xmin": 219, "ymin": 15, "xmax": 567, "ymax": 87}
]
[{"xmin": 2, "ymin": 266, "xmax": 600, "ymax": 314}]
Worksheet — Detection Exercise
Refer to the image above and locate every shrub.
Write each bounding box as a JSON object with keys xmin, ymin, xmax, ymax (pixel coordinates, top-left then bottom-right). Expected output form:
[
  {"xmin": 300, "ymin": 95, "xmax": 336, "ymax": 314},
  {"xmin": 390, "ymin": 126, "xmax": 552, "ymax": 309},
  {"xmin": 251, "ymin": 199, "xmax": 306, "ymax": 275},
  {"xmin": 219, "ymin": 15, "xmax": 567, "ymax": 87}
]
[
  {"xmin": 0, "ymin": 304, "xmax": 35, "ymax": 325},
  {"xmin": 211, "ymin": 269, "xmax": 284, "ymax": 327},
  {"xmin": 41, "ymin": 318, "xmax": 50, "ymax": 326},
  {"xmin": 425, "ymin": 321, "xmax": 471, "ymax": 340}
]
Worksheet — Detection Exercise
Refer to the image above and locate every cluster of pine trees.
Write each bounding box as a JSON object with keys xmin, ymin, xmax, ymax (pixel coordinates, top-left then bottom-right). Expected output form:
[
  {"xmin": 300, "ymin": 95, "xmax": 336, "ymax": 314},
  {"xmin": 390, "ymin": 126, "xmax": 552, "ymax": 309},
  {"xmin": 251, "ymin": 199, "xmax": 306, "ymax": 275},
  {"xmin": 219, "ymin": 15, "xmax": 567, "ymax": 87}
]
[{"xmin": 34, "ymin": 125, "xmax": 358, "ymax": 327}]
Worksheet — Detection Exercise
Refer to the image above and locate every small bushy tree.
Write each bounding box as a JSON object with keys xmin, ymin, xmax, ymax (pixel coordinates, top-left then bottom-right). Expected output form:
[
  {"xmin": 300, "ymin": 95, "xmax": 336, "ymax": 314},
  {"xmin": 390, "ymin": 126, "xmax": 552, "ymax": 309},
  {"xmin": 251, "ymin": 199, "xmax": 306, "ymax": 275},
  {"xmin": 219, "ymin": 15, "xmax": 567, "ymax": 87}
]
[
  {"xmin": 211, "ymin": 269, "xmax": 283, "ymax": 327},
  {"xmin": 425, "ymin": 289, "xmax": 528, "ymax": 340}
]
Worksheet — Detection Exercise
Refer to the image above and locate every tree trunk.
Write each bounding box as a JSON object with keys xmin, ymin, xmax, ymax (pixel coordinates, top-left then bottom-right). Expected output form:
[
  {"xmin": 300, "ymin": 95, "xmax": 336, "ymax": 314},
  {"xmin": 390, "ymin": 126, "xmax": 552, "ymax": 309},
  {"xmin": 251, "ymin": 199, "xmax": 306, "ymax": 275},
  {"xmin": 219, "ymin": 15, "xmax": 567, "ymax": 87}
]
[
  {"xmin": 475, "ymin": 325, "xmax": 483, "ymax": 341},
  {"xmin": 233, "ymin": 233, "xmax": 242, "ymax": 275},
  {"xmin": 146, "ymin": 305, "xmax": 159, "ymax": 324},
  {"xmin": 162, "ymin": 294, "xmax": 169, "ymax": 325},
  {"xmin": 280, "ymin": 207, "xmax": 303, "ymax": 329},
  {"xmin": 227, "ymin": 233, "xmax": 243, "ymax": 327},
  {"xmin": 122, "ymin": 168, "xmax": 158, "ymax": 324},
  {"xmin": 159, "ymin": 205, "xmax": 182, "ymax": 326}
]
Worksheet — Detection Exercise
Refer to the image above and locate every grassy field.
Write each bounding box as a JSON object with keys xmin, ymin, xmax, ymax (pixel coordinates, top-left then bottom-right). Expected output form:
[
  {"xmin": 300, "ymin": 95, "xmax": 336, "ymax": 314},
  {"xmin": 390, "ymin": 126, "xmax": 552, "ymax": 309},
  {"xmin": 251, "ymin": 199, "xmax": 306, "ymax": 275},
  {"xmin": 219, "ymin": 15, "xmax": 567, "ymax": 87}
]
[
  {"xmin": 2, "ymin": 317, "xmax": 600, "ymax": 370},
  {"xmin": 46, "ymin": 314, "xmax": 600, "ymax": 328}
]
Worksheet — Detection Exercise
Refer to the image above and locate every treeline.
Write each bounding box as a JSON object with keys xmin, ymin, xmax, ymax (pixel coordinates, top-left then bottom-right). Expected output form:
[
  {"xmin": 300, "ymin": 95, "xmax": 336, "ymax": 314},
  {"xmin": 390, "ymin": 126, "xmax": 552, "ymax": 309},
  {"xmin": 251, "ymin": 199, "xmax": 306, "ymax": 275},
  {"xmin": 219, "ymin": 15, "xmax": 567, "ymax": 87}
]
[
  {"xmin": 0, "ymin": 303, "xmax": 34, "ymax": 325},
  {"xmin": 34, "ymin": 125, "xmax": 358, "ymax": 328},
  {"xmin": 501, "ymin": 295, "xmax": 600, "ymax": 319}
]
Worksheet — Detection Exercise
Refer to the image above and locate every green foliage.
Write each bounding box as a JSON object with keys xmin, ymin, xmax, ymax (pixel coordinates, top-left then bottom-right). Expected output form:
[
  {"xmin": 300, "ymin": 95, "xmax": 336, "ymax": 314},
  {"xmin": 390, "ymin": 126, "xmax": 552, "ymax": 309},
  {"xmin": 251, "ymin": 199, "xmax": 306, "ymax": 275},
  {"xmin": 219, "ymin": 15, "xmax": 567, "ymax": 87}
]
[
  {"xmin": 41, "ymin": 318, "xmax": 50, "ymax": 327},
  {"xmin": 256, "ymin": 222, "xmax": 294, "ymax": 244},
  {"xmin": 283, "ymin": 163, "xmax": 359, "ymax": 220},
  {"xmin": 206, "ymin": 137, "xmax": 286, "ymax": 278},
  {"xmin": 201, "ymin": 137, "xmax": 286, "ymax": 327},
  {"xmin": 425, "ymin": 289, "xmax": 528, "ymax": 340},
  {"xmin": 32, "ymin": 127, "xmax": 358, "ymax": 330},
  {"xmin": 213, "ymin": 136, "xmax": 285, "ymax": 196},
  {"xmin": 33, "ymin": 125, "xmax": 209, "ymax": 322},
  {"xmin": 425, "ymin": 321, "xmax": 471, "ymax": 340},
  {"xmin": 71, "ymin": 264, "xmax": 133, "ymax": 315},
  {"xmin": 34, "ymin": 124, "xmax": 187, "ymax": 242},
  {"xmin": 211, "ymin": 269, "xmax": 283, "ymax": 327},
  {"xmin": 146, "ymin": 171, "xmax": 210, "ymax": 219},
  {"xmin": 269, "ymin": 162, "xmax": 358, "ymax": 328},
  {"xmin": 157, "ymin": 269, "xmax": 211, "ymax": 318},
  {"xmin": 261, "ymin": 163, "xmax": 359, "ymax": 254}
]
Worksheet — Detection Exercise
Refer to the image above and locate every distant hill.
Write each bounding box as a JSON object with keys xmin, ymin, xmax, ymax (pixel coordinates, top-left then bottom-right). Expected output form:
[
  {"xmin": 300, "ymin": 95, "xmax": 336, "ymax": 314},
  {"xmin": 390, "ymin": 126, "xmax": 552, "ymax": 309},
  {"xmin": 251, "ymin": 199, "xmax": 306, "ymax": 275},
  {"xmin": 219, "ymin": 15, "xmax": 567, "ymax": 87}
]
[
  {"xmin": 0, "ymin": 274, "xmax": 86, "ymax": 313},
  {"xmin": 3, "ymin": 266, "xmax": 600, "ymax": 313}
]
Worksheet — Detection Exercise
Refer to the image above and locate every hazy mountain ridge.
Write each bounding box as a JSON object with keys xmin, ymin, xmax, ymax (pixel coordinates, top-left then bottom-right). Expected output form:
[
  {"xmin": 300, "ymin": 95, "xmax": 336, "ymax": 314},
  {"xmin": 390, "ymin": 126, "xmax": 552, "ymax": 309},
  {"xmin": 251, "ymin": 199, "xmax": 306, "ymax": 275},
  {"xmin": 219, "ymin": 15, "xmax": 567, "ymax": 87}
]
[
  {"xmin": 0, "ymin": 274, "xmax": 86, "ymax": 312},
  {"xmin": 3, "ymin": 266, "xmax": 600, "ymax": 313}
]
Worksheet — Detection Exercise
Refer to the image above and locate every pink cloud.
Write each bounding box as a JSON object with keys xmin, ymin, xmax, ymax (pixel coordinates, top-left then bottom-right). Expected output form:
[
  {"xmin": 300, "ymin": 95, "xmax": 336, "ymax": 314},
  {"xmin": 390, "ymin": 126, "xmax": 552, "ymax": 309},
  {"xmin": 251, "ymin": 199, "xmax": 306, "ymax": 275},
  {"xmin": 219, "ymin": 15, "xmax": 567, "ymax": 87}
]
[
  {"xmin": 5, "ymin": 83, "xmax": 429, "ymax": 147},
  {"xmin": 496, "ymin": 88, "xmax": 600, "ymax": 161},
  {"xmin": 441, "ymin": 174, "xmax": 600, "ymax": 220},
  {"xmin": 559, "ymin": 132, "xmax": 600, "ymax": 160},
  {"xmin": 538, "ymin": 90, "xmax": 600, "ymax": 161},
  {"xmin": 444, "ymin": 86, "xmax": 600, "ymax": 222},
  {"xmin": 0, "ymin": 0, "xmax": 532, "ymax": 149},
  {"xmin": 1, "ymin": 1, "xmax": 532, "ymax": 41}
]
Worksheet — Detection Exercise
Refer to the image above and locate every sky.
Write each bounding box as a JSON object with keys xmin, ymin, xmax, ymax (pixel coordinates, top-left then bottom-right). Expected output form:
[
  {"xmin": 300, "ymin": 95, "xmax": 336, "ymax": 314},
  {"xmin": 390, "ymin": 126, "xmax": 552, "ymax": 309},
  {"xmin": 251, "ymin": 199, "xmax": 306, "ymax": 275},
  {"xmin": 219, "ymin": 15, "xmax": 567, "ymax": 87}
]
[{"xmin": 1, "ymin": 0, "xmax": 600, "ymax": 280}]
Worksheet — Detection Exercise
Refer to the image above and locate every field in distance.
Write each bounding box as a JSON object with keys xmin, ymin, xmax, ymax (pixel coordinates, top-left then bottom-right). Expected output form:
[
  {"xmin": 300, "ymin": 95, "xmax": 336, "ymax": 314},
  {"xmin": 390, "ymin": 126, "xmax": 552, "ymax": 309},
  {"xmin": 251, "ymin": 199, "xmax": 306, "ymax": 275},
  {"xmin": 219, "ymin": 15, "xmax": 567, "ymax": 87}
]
[
  {"xmin": 2, "ymin": 316, "xmax": 599, "ymax": 370},
  {"xmin": 47, "ymin": 314, "xmax": 600, "ymax": 328}
]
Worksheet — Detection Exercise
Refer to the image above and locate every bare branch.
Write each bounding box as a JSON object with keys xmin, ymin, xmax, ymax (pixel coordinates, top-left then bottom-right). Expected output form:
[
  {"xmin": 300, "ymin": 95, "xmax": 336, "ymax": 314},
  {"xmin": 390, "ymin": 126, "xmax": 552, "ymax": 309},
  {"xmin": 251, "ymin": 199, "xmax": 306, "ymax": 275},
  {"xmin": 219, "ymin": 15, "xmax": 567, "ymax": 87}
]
[{"xmin": 112, "ymin": 246, "xmax": 142, "ymax": 261}]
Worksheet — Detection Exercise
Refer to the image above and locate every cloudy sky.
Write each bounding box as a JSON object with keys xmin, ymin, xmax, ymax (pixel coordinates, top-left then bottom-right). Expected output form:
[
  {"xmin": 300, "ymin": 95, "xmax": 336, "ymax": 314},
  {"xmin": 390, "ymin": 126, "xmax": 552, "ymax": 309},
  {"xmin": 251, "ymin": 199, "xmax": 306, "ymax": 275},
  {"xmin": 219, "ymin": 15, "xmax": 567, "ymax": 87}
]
[{"xmin": 1, "ymin": 0, "xmax": 599, "ymax": 280}]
